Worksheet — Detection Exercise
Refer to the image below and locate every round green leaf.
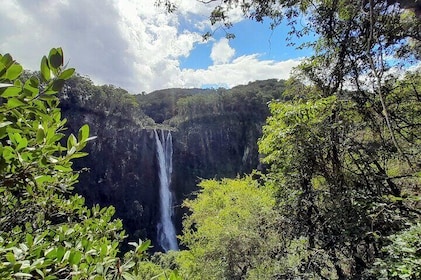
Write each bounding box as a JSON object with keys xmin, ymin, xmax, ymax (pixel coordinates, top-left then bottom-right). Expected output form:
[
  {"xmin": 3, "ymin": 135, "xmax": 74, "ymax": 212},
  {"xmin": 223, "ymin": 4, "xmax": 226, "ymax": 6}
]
[{"xmin": 48, "ymin": 49, "xmax": 63, "ymax": 69}]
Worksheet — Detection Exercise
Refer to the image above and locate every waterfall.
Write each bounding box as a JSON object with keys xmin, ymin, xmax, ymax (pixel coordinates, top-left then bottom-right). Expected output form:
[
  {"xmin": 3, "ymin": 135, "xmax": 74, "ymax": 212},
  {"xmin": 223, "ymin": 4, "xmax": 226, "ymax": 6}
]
[{"xmin": 154, "ymin": 129, "xmax": 179, "ymax": 251}]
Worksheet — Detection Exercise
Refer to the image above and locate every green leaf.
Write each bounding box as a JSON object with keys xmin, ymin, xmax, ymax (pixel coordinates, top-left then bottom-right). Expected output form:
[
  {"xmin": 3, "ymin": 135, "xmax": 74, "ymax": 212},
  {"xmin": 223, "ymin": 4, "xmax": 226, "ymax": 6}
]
[
  {"xmin": 6, "ymin": 63, "xmax": 23, "ymax": 80},
  {"xmin": 35, "ymin": 175, "xmax": 53, "ymax": 185},
  {"xmin": 7, "ymin": 97, "xmax": 25, "ymax": 108},
  {"xmin": 48, "ymin": 48, "xmax": 63, "ymax": 69},
  {"xmin": 40, "ymin": 56, "xmax": 51, "ymax": 81},
  {"xmin": 26, "ymin": 185, "xmax": 33, "ymax": 195},
  {"xmin": 69, "ymin": 152, "xmax": 89, "ymax": 159},
  {"xmin": 0, "ymin": 53, "xmax": 13, "ymax": 66},
  {"xmin": 35, "ymin": 269, "xmax": 44, "ymax": 278},
  {"xmin": 100, "ymin": 243, "xmax": 108, "ymax": 257},
  {"xmin": 14, "ymin": 79, "xmax": 22, "ymax": 87},
  {"xmin": 23, "ymin": 78, "xmax": 39, "ymax": 97},
  {"xmin": 122, "ymin": 261, "xmax": 135, "ymax": 270},
  {"xmin": 56, "ymin": 47, "xmax": 63, "ymax": 58},
  {"xmin": 5, "ymin": 252, "xmax": 16, "ymax": 263},
  {"xmin": 78, "ymin": 124, "xmax": 90, "ymax": 142},
  {"xmin": 54, "ymin": 164, "xmax": 73, "ymax": 172},
  {"xmin": 138, "ymin": 239, "xmax": 151, "ymax": 254},
  {"xmin": 51, "ymin": 79, "xmax": 65, "ymax": 91},
  {"xmin": 12, "ymin": 132, "xmax": 22, "ymax": 143},
  {"xmin": 1, "ymin": 86, "xmax": 21, "ymax": 97},
  {"xmin": 16, "ymin": 136, "xmax": 28, "ymax": 150},
  {"xmin": 45, "ymin": 248, "xmax": 57, "ymax": 259},
  {"xmin": 72, "ymin": 251, "xmax": 82, "ymax": 265},
  {"xmin": 96, "ymin": 263, "xmax": 104, "ymax": 275},
  {"xmin": 62, "ymin": 250, "xmax": 70, "ymax": 261},
  {"xmin": 122, "ymin": 272, "xmax": 137, "ymax": 280},
  {"xmin": 36, "ymin": 127, "xmax": 45, "ymax": 143},
  {"xmin": 3, "ymin": 146, "xmax": 16, "ymax": 160},
  {"xmin": 29, "ymin": 76, "xmax": 39, "ymax": 87},
  {"xmin": 58, "ymin": 68, "xmax": 75, "ymax": 80},
  {"xmin": 67, "ymin": 134, "xmax": 77, "ymax": 150},
  {"xmin": 56, "ymin": 246, "xmax": 65, "ymax": 261},
  {"xmin": 39, "ymin": 95, "xmax": 57, "ymax": 102}
]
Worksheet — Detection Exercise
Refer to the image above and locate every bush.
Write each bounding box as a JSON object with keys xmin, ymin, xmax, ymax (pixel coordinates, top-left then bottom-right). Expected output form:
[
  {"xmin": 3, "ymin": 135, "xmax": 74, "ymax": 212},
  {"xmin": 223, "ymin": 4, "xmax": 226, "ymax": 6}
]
[{"xmin": 0, "ymin": 49, "xmax": 149, "ymax": 279}]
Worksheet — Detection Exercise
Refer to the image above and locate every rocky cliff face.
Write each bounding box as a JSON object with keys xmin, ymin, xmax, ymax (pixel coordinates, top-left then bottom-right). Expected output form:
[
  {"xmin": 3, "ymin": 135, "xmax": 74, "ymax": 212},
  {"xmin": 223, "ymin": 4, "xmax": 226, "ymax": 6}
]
[
  {"xmin": 171, "ymin": 114, "xmax": 264, "ymax": 234},
  {"xmin": 60, "ymin": 77, "xmax": 284, "ymax": 250},
  {"xmin": 63, "ymin": 108, "xmax": 161, "ymax": 245}
]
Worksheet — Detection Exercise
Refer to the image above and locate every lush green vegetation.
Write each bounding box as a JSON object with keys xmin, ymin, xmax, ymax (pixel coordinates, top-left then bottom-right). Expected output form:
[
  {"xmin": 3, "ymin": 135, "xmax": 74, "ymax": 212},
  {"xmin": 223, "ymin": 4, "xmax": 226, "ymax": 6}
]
[
  {"xmin": 172, "ymin": 79, "xmax": 286, "ymax": 123},
  {"xmin": 1, "ymin": 0, "xmax": 420, "ymax": 279},
  {"xmin": 0, "ymin": 49, "xmax": 163, "ymax": 279},
  {"xmin": 136, "ymin": 79, "xmax": 285, "ymax": 125},
  {"xmin": 60, "ymin": 74, "xmax": 156, "ymax": 128},
  {"xmin": 148, "ymin": 71, "xmax": 420, "ymax": 280},
  {"xmin": 152, "ymin": 0, "xmax": 421, "ymax": 279}
]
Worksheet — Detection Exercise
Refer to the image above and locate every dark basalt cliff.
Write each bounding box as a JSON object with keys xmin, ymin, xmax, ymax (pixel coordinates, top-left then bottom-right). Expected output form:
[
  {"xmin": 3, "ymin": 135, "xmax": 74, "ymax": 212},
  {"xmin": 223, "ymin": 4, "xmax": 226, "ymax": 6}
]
[
  {"xmin": 63, "ymin": 111, "xmax": 160, "ymax": 244},
  {"xmin": 60, "ymin": 75, "xmax": 285, "ymax": 250}
]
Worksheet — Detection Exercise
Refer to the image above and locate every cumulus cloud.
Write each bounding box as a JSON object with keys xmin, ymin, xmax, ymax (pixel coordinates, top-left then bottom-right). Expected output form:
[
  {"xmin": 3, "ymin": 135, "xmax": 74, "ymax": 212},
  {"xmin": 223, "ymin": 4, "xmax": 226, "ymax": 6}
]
[
  {"xmin": 210, "ymin": 38, "xmax": 235, "ymax": 64},
  {"xmin": 0, "ymin": 0, "xmax": 134, "ymax": 88},
  {"xmin": 180, "ymin": 55, "xmax": 302, "ymax": 88},
  {"xmin": 0, "ymin": 0, "xmax": 302, "ymax": 93}
]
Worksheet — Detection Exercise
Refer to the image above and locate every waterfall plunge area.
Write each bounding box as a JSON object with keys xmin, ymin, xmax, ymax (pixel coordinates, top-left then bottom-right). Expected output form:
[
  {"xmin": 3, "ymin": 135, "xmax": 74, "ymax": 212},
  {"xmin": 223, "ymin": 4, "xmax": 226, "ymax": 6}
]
[{"xmin": 154, "ymin": 129, "xmax": 179, "ymax": 252}]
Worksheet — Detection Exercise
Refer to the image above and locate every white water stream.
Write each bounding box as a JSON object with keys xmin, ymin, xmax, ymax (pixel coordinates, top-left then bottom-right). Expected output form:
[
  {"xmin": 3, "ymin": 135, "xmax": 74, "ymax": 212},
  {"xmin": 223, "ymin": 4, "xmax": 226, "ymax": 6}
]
[{"xmin": 154, "ymin": 129, "xmax": 179, "ymax": 251}]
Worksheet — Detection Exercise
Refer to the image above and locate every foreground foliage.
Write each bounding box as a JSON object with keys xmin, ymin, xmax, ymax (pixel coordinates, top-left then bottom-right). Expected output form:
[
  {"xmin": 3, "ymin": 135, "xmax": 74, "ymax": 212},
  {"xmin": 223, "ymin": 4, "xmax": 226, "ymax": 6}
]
[
  {"xmin": 259, "ymin": 71, "xmax": 421, "ymax": 279},
  {"xmin": 0, "ymin": 49, "xmax": 152, "ymax": 279}
]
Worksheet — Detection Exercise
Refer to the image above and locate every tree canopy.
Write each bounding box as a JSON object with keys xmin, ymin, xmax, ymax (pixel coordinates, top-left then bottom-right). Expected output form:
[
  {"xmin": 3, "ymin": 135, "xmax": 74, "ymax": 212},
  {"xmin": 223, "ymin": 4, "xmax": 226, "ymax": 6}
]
[{"xmin": 154, "ymin": 0, "xmax": 421, "ymax": 279}]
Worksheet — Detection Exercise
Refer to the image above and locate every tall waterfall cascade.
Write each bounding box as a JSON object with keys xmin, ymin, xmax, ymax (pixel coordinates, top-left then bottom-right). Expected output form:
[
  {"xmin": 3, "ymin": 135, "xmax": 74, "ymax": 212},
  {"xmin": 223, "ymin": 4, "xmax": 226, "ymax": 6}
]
[{"xmin": 154, "ymin": 129, "xmax": 179, "ymax": 252}]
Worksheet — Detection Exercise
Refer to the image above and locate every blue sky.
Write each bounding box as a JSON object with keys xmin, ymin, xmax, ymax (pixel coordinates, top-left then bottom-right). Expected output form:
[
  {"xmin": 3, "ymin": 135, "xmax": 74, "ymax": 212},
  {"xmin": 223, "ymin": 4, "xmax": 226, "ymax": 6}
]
[
  {"xmin": 180, "ymin": 19, "xmax": 312, "ymax": 70},
  {"xmin": 0, "ymin": 0, "xmax": 313, "ymax": 93}
]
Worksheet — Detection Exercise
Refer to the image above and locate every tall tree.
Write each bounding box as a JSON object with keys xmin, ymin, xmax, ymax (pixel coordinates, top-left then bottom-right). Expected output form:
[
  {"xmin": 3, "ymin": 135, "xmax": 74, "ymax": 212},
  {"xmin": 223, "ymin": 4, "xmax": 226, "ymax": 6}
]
[{"xmin": 160, "ymin": 0, "xmax": 421, "ymax": 278}]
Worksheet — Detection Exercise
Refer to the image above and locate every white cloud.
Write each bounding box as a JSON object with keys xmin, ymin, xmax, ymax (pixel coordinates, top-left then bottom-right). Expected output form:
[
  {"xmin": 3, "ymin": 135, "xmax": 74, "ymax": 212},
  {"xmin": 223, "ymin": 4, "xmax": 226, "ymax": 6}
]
[
  {"xmin": 180, "ymin": 55, "xmax": 302, "ymax": 88},
  {"xmin": 114, "ymin": 0, "xmax": 205, "ymax": 92},
  {"xmin": 0, "ymin": 0, "xmax": 134, "ymax": 88},
  {"xmin": 0, "ymin": 0, "xmax": 302, "ymax": 93},
  {"xmin": 210, "ymin": 38, "xmax": 235, "ymax": 64}
]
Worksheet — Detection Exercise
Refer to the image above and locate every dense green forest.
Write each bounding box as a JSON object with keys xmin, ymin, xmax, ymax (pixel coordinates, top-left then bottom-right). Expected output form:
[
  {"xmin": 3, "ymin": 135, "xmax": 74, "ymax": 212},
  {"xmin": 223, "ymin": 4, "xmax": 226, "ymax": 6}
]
[{"xmin": 1, "ymin": 0, "xmax": 421, "ymax": 279}]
